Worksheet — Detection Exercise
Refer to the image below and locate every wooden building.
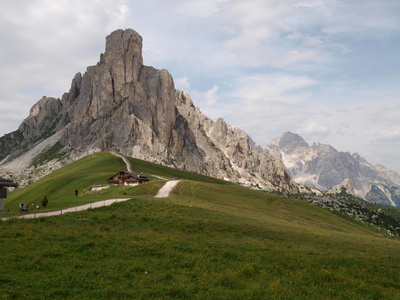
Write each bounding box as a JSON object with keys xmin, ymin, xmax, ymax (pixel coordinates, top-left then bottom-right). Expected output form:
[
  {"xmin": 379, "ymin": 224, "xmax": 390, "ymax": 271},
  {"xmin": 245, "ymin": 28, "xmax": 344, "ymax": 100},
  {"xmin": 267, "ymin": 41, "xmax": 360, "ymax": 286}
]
[
  {"xmin": 107, "ymin": 171, "xmax": 149, "ymax": 186},
  {"xmin": 0, "ymin": 177, "xmax": 18, "ymax": 213}
]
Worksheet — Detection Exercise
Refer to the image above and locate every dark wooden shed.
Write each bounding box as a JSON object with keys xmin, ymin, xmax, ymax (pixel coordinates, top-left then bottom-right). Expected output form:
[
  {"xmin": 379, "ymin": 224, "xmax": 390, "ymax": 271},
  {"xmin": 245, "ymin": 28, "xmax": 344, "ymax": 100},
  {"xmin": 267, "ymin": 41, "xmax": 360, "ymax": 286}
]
[{"xmin": 0, "ymin": 177, "xmax": 18, "ymax": 213}]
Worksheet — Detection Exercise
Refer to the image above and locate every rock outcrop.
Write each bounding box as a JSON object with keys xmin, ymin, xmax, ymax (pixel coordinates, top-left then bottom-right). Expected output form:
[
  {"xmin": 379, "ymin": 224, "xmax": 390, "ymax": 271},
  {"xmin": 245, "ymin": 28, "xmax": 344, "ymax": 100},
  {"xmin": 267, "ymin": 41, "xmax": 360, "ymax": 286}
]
[
  {"xmin": 0, "ymin": 29, "xmax": 298, "ymax": 192},
  {"xmin": 327, "ymin": 178, "xmax": 356, "ymax": 196},
  {"xmin": 265, "ymin": 131, "xmax": 400, "ymax": 206}
]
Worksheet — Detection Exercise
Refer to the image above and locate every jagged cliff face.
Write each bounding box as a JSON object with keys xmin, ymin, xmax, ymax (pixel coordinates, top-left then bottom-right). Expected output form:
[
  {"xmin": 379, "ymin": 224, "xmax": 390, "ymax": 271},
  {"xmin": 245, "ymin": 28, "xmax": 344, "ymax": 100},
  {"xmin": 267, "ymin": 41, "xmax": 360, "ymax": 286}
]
[
  {"xmin": 265, "ymin": 132, "xmax": 400, "ymax": 206},
  {"xmin": 60, "ymin": 29, "xmax": 176, "ymax": 157},
  {"xmin": 0, "ymin": 29, "xmax": 297, "ymax": 192},
  {"xmin": 173, "ymin": 92, "xmax": 295, "ymax": 191}
]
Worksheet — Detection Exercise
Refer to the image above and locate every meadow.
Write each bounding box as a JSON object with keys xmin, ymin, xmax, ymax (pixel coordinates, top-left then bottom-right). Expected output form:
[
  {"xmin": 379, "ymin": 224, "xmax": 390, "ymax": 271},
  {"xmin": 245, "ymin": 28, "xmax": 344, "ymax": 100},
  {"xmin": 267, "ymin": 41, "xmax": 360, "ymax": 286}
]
[
  {"xmin": 1, "ymin": 152, "xmax": 400, "ymax": 299},
  {"xmin": 4, "ymin": 152, "xmax": 229, "ymax": 215}
]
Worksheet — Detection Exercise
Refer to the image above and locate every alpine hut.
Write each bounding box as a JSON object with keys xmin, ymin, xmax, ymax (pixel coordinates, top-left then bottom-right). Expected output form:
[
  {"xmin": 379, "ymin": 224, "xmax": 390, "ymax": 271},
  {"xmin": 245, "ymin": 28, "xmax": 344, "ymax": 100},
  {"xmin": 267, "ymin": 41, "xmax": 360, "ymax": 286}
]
[{"xmin": 107, "ymin": 171, "xmax": 149, "ymax": 186}]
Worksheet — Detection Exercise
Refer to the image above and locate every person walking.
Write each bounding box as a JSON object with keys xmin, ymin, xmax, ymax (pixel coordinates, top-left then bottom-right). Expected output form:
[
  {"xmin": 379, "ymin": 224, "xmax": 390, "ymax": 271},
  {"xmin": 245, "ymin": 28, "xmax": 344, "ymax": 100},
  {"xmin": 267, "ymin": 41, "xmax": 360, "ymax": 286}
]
[{"xmin": 75, "ymin": 189, "xmax": 78, "ymax": 197}]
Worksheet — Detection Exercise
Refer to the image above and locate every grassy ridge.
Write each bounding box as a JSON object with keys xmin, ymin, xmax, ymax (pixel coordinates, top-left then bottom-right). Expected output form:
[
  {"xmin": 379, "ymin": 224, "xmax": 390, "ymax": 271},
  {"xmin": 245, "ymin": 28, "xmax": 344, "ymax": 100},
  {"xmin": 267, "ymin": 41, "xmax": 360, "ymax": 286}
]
[
  {"xmin": 1, "ymin": 153, "xmax": 400, "ymax": 298},
  {"xmin": 5, "ymin": 152, "xmax": 231, "ymax": 213},
  {"xmin": 125, "ymin": 156, "xmax": 232, "ymax": 185},
  {"xmin": 4, "ymin": 152, "xmax": 127, "ymax": 212}
]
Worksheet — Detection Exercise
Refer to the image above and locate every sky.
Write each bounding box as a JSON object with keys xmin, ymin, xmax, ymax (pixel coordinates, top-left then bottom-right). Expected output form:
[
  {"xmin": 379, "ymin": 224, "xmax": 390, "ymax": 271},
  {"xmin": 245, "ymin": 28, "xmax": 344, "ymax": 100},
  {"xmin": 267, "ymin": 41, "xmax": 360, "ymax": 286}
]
[{"xmin": 0, "ymin": 0, "xmax": 399, "ymax": 172}]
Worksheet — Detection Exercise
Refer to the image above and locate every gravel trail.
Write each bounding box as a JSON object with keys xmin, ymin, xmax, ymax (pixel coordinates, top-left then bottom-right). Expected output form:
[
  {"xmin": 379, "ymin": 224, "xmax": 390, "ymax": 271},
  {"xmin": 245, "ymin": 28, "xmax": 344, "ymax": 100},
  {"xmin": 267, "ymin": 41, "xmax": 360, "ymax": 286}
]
[
  {"xmin": 155, "ymin": 180, "xmax": 180, "ymax": 198},
  {"xmin": 1, "ymin": 198, "xmax": 130, "ymax": 221},
  {"xmin": 111, "ymin": 152, "xmax": 132, "ymax": 171}
]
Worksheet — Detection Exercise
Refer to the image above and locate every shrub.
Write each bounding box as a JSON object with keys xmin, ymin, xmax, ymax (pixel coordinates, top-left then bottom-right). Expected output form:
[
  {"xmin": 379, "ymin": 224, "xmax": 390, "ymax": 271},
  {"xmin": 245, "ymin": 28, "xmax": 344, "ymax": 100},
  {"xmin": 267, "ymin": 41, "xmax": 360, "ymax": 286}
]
[{"xmin": 42, "ymin": 195, "xmax": 49, "ymax": 208}]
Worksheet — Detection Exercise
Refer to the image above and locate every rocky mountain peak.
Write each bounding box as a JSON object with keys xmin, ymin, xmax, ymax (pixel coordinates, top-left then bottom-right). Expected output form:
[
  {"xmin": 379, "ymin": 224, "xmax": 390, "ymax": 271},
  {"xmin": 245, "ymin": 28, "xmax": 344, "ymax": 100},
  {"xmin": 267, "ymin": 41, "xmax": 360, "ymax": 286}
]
[
  {"xmin": 29, "ymin": 96, "xmax": 58, "ymax": 117},
  {"xmin": 104, "ymin": 29, "xmax": 143, "ymax": 57},
  {"xmin": 20, "ymin": 96, "xmax": 62, "ymax": 141},
  {"xmin": 265, "ymin": 131, "xmax": 400, "ymax": 207},
  {"xmin": 278, "ymin": 131, "xmax": 309, "ymax": 153},
  {"xmin": 0, "ymin": 28, "xmax": 299, "ymax": 194}
]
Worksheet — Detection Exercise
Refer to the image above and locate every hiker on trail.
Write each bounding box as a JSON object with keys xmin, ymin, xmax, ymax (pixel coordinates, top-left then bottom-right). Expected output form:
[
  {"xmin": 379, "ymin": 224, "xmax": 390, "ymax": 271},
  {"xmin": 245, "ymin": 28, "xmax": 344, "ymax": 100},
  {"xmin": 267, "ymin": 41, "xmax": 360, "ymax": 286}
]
[{"xmin": 75, "ymin": 189, "xmax": 78, "ymax": 197}]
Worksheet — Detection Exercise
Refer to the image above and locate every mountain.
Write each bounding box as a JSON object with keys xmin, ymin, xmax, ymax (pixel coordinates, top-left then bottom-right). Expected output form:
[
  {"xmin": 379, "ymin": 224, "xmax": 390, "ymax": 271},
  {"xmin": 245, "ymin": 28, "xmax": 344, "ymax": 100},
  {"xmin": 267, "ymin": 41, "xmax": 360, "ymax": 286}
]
[
  {"xmin": 265, "ymin": 131, "xmax": 400, "ymax": 207},
  {"xmin": 0, "ymin": 29, "xmax": 297, "ymax": 192}
]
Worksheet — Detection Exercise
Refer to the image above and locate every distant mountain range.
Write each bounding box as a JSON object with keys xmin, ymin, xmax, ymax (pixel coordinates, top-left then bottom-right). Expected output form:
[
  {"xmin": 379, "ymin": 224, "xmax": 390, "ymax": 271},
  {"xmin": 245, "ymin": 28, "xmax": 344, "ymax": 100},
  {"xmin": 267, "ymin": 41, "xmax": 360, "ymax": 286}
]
[
  {"xmin": 265, "ymin": 132, "xmax": 400, "ymax": 207},
  {"xmin": 0, "ymin": 29, "xmax": 297, "ymax": 193}
]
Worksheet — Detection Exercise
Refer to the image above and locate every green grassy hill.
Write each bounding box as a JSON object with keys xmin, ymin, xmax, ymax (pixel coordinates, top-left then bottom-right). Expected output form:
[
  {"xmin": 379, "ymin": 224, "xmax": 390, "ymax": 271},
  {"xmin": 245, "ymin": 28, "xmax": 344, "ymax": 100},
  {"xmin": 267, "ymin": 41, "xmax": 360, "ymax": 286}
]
[
  {"xmin": 4, "ymin": 152, "xmax": 229, "ymax": 214},
  {"xmin": 1, "ymin": 152, "xmax": 400, "ymax": 299}
]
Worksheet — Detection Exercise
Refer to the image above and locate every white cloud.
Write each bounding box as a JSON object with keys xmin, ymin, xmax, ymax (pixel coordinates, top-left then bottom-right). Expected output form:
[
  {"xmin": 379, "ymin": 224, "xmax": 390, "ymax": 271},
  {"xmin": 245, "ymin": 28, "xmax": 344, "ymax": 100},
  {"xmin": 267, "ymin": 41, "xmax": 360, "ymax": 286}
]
[
  {"xmin": 231, "ymin": 74, "xmax": 317, "ymax": 104},
  {"xmin": 185, "ymin": 84, "xmax": 221, "ymax": 110},
  {"xmin": 178, "ymin": 0, "xmax": 229, "ymax": 17},
  {"xmin": 322, "ymin": 1, "xmax": 400, "ymax": 37},
  {"xmin": 228, "ymin": 0, "xmax": 293, "ymax": 30},
  {"xmin": 279, "ymin": 49, "xmax": 322, "ymax": 66},
  {"xmin": 175, "ymin": 77, "xmax": 191, "ymax": 91},
  {"xmin": 0, "ymin": 0, "xmax": 129, "ymax": 135},
  {"xmin": 217, "ymin": 73, "xmax": 318, "ymax": 145},
  {"xmin": 225, "ymin": 0, "xmax": 293, "ymax": 51},
  {"xmin": 302, "ymin": 122, "xmax": 331, "ymax": 136},
  {"xmin": 378, "ymin": 129, "xmax": 400, "ymax": 140},
  {"xmin": 205, "ymin": 84, "xmax": 220, "ymax": 106}
]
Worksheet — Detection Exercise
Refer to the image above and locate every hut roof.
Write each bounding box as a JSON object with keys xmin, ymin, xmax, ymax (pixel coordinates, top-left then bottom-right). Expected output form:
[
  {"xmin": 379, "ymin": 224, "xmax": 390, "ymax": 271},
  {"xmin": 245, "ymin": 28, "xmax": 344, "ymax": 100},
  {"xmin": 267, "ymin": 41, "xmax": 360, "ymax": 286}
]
[
  {"xmin": 0, "ymin": 177, "xmax": 18, "ymax": 187},
  {"xmin": 107, "ymin": 171, "xmax": 149, "ymax": 181}
]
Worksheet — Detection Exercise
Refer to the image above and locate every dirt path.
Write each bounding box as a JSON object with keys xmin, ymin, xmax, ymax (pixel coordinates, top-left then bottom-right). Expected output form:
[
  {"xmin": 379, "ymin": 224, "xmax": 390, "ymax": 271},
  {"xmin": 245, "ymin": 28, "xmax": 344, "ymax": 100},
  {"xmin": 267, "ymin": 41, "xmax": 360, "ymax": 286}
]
[
  {"xmin": 2, "ymin": 179, "xmax": 181, "ymax": 220},
  {"xmin": 111, "ymin": 152, "xmax": 132, "ymax": 172},
  {"xmin": 155, "ymin": 180, "xmax": 180, "ymax": 198},
  {"xmin": 2, "ymin": 180, "xmax": 181, "ymax": 220},
  {"xmin": 1, "ymin": 198, "xmax": 130, "ymax": 221}
]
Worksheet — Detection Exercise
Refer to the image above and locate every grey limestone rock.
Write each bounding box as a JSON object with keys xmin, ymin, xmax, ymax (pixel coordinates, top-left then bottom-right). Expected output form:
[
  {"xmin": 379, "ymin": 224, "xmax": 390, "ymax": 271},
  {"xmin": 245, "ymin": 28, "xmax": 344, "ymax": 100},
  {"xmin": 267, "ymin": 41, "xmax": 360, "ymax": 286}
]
[
  {"xmin": 278, "ymin": 131, "xmax": 309, "ymax": 153},
  {"xmin": 327, "ymin": 178, "xmax": 356, "ymax": 196},
  {"xmin": 265, "ymin": 132, "xmax": 400, "ymax": 206}
]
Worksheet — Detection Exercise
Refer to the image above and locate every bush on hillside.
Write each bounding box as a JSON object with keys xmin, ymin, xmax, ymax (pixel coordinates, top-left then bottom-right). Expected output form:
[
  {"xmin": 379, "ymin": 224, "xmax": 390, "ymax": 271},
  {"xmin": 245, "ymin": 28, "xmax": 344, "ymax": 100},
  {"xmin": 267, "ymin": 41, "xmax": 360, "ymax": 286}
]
[{"xmin": 41, "ymin": 195, "xmax": 49, "ymax": 208}]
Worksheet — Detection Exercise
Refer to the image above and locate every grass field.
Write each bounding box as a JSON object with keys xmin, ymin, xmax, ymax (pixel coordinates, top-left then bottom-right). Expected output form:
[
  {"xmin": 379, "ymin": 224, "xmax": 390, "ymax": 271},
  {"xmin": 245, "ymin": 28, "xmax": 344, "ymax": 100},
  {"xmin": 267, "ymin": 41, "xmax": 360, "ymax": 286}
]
[
  {"xmin": 4, "ymin": 152, "xmax": 231, "ymax": 215},
  {"xmin": 1, "ymin": 152, "xmax": 400, "ymax": 298}
]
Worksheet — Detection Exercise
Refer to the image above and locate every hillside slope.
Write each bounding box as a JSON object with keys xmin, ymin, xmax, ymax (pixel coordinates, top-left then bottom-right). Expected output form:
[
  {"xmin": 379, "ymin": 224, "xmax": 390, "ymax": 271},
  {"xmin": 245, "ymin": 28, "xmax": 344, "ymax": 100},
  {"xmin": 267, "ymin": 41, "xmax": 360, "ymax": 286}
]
[
  {"xmin": 4, "ymin": 152, "xmax": 230, "ymax": 213},
  {"xmin": 1, "ymin": 157, "xmax": 400, "ymax": 298}
]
